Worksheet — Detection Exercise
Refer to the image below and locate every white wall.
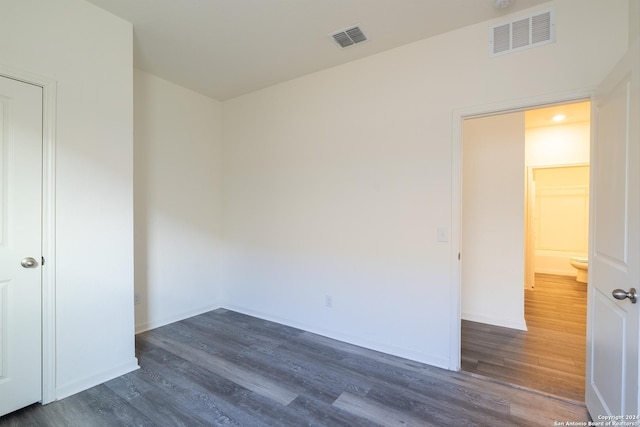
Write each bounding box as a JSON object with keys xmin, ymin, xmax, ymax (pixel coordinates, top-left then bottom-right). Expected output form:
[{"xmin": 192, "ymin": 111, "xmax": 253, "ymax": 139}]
[
  {"xmin": 221, "ymin": 0, "xmax": 628, "ymax": 367},
  {"xmin": 0, "ymin": 0, "xmax": 137, "ymax": 398},
  {"xmin": 526, "ymin": 122, "xmax": 590, "ymax": 166},
  {"xmin": 631, "ymin": 0, "xmax": 639, "ymax": 45},
  {"xmin": 462, "ymin": 112, "xmax": 527, "ymax": 330},
  {"xmin": 134, "ymin": 69, "xmax": 223, "ymax": 333}
]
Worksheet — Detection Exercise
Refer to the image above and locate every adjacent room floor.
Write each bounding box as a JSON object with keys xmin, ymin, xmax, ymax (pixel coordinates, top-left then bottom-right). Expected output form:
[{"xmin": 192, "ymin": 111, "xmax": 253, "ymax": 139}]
[
  {"xmin": 2, "ymin": 306, "xmax": 587, "ymax": 426},
  {"xmin": 461, "ymin": 273, "xmax": 587, "ymax": 402}
]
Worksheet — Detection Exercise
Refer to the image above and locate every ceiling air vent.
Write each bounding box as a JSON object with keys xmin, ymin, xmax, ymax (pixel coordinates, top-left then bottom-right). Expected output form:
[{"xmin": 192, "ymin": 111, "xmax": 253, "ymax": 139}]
[
  {"xmin": 489, "ymin": 9, "xmax": 555, "ymax": 57},
  {"xmin": 330, "ymin": 25, "xmax": 367, "ymax": 48}
]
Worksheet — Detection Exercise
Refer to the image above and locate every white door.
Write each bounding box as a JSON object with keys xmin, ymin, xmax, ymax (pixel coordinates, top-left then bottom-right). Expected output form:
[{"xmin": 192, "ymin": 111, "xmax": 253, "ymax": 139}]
[
  {"xmin": 586, "ymin": 39, "xmax": 640, "ymax": 419},
  {"xmin": 0, "ymin": 75, "xmax": 43, "ymax": 416}
]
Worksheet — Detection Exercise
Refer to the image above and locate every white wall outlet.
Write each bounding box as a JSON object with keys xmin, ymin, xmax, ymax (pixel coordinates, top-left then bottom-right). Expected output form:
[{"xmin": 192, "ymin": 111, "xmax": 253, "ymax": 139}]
[{"xmin": 325, "ymin": 295, "xmax": 333, "ymax": 308}]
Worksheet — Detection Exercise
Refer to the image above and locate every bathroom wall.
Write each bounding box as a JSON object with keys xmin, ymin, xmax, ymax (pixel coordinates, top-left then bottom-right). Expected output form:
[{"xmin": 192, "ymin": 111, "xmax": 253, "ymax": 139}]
[
  {"xmin": 525, "ymin": 111, "xmax": 590, "ymax": 276},
  {"xmin": 525, "ymin": 121, "xmax": 590, "ymax": 165},
  {"xmin": 532, "ymin": 166, "xmax": 589, "ymax": 275}
]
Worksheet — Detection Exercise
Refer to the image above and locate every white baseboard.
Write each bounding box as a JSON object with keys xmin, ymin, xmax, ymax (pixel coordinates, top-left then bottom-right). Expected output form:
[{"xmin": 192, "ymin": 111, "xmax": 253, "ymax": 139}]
[
  {"xmin": 55, "ymin": 358, "xmax": 139, "ymax": 401},
  {"xmin": 462, "ymin": 312, "xmax": 528, "ymax": 331},
  {"xmin": 222, "ymin": 303, "xmax": 450, "ymax": 370},
  {"xmin": 535, "ymin": 268, "xmax": 576, "ymax": 277},
  {"xmin": 135, "ymin": 302, "xmax": 222, "ymax": 334}
]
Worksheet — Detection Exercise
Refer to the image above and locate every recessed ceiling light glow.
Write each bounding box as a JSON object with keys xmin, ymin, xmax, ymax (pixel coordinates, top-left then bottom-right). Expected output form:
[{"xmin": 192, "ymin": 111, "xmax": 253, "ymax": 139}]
[{"xmin": 552, "ymin": 114, "xmax": 566, "ymax": 122}]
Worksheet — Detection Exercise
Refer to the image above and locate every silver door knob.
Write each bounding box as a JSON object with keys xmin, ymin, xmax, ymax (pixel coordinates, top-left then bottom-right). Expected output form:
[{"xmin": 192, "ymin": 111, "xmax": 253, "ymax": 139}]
[
  {"xmin": 612, "ymin": 288, "xmax": 638, "ymax": 304},
  {"xmin": 20, "ymin": 257, "xmax": 39, "ymax": 269}
]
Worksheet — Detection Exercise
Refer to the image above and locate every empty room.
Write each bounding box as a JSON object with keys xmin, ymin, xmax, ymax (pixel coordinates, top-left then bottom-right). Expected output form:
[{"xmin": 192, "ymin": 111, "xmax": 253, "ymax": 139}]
[{"xmin": 0, "ymin": 0, "xmax": 638, "ymax": 425}]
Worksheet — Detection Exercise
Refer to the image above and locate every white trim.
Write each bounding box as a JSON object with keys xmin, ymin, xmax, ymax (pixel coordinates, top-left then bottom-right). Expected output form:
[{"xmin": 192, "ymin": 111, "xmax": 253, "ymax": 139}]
[
  {"xmin": 450, "ymin": 88, "xmax": 594, "ymax": 372},
  {"xmin": 55, "ymin": 358, "xmax": 139, "ymax": 401},
  {"xmin": 224, "ymin": 303, "xmax": 451, "ymax": 369},
  {"xmin": 135, "ymin": 302, "xmax": 221, "ymax": 334},
  {"xmin": 461, "ymin": 313, "xmax": 527, "ymax": 331},
  {"xmin": 41, "ymin": 78, "xmax": 56, "ymax": 405},
  {"xmin": 0, "ymin": 64, "xmax": 57, "ymax": 404},
  {"xmin": 535, "ymin": 268, "xmax": 576, "ymax": 276},
  {"xmin": 528, "ymin": 161, "xmax": 590, "ymax": 170}
]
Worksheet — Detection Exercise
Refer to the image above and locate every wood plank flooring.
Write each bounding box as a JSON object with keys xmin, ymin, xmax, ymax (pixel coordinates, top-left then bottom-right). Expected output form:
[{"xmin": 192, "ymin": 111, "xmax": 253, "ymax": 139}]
[
  {"xmin": 462, "ymin": 274, "xmax": 587, "ymax": 402},
  {"xmin": 2, "ymin": 308, "xmax": 587, "ymax": 426}
]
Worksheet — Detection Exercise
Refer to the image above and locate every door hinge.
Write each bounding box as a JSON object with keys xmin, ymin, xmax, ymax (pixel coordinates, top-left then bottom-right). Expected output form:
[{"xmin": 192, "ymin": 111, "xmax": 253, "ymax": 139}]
[
  {"xmin": 458, "ymin": 252, "xmax": 461, "ymax": 260},
  {"xmin": 41, "ymin": 256, "xmax": 45, "ymax": 266}
]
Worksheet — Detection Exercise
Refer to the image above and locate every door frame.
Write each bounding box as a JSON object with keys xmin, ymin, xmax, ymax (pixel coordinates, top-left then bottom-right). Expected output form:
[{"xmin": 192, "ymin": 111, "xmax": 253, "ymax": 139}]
[
  {"xmin": 450, "ymin": 87, "xmax": 594, "ymax": 371},
  {"xmin": 0, "ymin": 64, "xmax": 57, "ymax": 404},
  {"xmin": 526, "ymin": 162, "xmax": 590, "ymax": 280}
]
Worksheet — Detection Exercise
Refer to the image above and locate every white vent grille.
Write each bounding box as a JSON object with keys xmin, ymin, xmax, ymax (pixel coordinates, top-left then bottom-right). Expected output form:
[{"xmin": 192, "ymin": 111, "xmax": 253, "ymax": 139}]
[
  {"xmin": 330, "ymin": 25, "xmax": 368, "ymax": 48},
  {"xmin": 490, "ymin": 9, "xmax": 555, "ymax": 57},
  {"xmin": 532, "ymin": 12, "xmax": 552, "ymax": 43},
  {"xmin": 512, "ymin": 18, "xmax": 530, "ymax": 49}
]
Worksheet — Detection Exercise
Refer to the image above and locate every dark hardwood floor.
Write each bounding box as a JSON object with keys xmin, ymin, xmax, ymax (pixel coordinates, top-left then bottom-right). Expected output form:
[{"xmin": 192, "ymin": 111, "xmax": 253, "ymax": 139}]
[
  {"xmin": 462, "ymin": 273, "xmax": 587, "ymax": 402},
  {"xmin": 2, "ymin": 307, "xmax": 587, "ymax": 426}
]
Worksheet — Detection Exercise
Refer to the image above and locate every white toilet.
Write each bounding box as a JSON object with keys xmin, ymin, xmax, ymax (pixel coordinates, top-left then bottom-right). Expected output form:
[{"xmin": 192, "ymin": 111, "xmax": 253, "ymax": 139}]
[{"xmin": 570, "ymin": 257, "xmax": 588, "ymax": 283}]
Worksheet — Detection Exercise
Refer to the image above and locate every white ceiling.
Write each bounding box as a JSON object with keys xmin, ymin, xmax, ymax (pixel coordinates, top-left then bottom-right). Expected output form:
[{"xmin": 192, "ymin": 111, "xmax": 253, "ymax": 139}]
[
  {"xmin": 526, "ymin": 101, "xmax": 591, "ymax": 129},
  {"xmin": 86, "ymin": 0, "xmax": 550, "ymax": 101}
]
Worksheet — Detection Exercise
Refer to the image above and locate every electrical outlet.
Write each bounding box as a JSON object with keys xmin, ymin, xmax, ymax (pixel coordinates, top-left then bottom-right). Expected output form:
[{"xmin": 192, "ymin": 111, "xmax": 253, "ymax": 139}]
[
  {"xmin": 134, "ymin": 293, "xmax": 141, "ymax": 305},
  {"xmin": 325, "ymin": 295, "xmax": 333, "ymax": 308}
]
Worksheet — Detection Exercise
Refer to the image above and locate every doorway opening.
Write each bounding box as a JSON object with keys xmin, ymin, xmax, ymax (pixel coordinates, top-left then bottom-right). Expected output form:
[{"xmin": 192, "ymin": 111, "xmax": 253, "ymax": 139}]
[{"xmin": 459, "ymin": 100, "xmax": 590, "ymax": 402}]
